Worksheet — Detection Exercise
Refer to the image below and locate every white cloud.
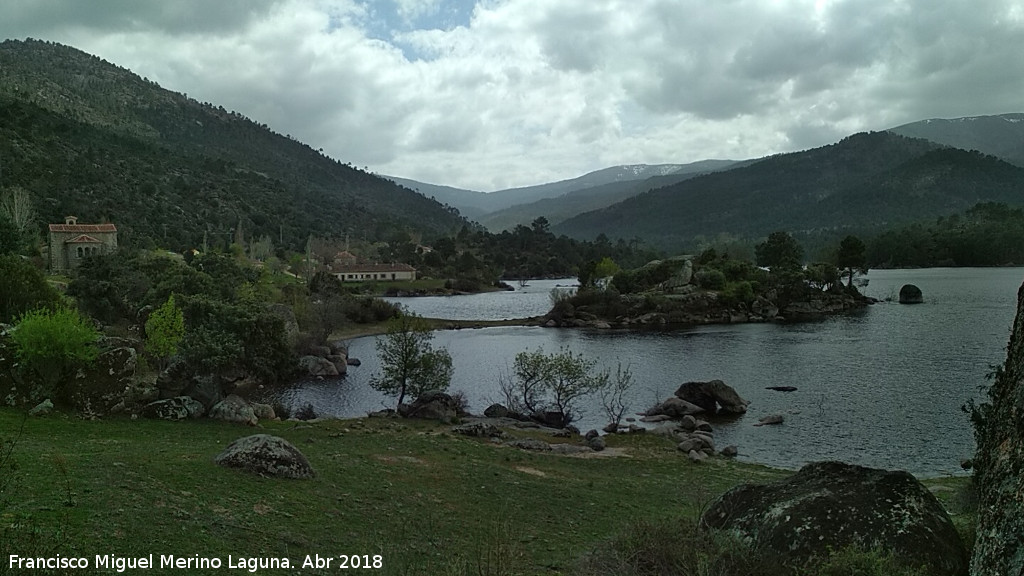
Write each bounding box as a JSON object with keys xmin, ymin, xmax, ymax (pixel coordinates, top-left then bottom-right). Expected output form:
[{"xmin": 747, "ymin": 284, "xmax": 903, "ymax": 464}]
[{"xmin": 2, "ymin": 0, "xmax": 1024, "ymax": 191}]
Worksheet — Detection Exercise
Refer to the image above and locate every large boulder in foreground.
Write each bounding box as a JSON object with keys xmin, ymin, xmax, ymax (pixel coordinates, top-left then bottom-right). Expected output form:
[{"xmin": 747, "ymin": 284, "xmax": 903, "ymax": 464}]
[
  {"xmin": 674, "ymin": 380, "xmax": 748, "ymax": 414},
  {"xmin": 700, "ymin": 461, "xmax": 968, "ymax": 576},
  {"xmin": 213, "ymin": 434, "xmax": 314, "ymax": 479},
  {"xmin": 971, "ymin": 282, "xmax": 1024, "ymax": 576}
]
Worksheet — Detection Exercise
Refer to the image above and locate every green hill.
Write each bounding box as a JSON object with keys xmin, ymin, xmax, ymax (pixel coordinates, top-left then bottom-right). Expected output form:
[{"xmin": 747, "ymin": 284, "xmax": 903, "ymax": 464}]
[
  {"xmin": 553, "ymin": 132, "xmax": 1024, "ymax": 250},
  {"xmin": 0, "ymin": 39, "xmax": 466, "ymax": 251}
]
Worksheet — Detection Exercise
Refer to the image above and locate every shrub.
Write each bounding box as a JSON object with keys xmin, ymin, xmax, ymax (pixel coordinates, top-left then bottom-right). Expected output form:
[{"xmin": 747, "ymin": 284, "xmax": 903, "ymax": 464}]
[
  {"xmin": 574, "ymin": 518, "xmax": 787, "ymax": 576},
  {"xmin": 720, "ymin": 281, "xmax": 755, "ymax": 308},
  {"xmin": 145, "ymin": 294, "xmax": 185, "ymax": 371},
  {"xmin": 0, "ymin": 255, "xmax": 60, "ymax": 324},
  {"xmin": 695, "ymin": 268, "xmax": 727, "ymax": 290},
  {"xmin": 11, "ymin": 307, "xmax": 99, "ymax": 396}
]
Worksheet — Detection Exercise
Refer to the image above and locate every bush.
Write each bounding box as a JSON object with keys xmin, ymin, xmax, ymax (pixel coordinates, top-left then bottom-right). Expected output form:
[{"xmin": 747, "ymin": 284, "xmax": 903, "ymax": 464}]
[
  {"xmin": 695, "ymin": 268, "xmax": 727, "ymax": 290},
  {"xmin": 720, "ymin": 281, "xmax": 755, "ymax": 308},
  {"xmin": 574, "ymin": 518, "xmax": 787, "ymax": 576},
  {"xmin": 10, "ymin": 307, "xmax": 99, "ymax": 396}
]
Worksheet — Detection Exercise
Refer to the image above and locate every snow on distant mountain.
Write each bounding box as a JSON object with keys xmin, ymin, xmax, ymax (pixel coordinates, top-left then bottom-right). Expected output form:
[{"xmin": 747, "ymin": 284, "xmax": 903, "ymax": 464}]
[{"xmin": 888, "ymin": 113, "xmax": 1024, "ymax": 167}]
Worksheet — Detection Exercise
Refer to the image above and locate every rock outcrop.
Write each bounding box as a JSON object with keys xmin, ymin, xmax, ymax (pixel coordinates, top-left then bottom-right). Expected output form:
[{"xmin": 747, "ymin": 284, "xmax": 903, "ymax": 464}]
[
  {"xmin": 645, "ymin": 396, "xmax": 705, "ymax": 418},
  {"xmin": 62, "ymin": 346, "xmax": 138, "ymax": 414},
  {"xmin": 971, "ymin": 282, "xmax": 1024, "ymax": 576},
  {"xmin": 298, "ymin": 355, "xmax": 339, "ymax": 378},
  {"xmin": 398, "ymin": 391, "xmax": 459, "ymax": 422},
  {"xmin": 208, "ymin": 394, "xmax": 258, "ymax": 425},
  {"xmin": 143, "ymin": 396, "xmax": 205, "ymax": 420},
  {"xmin": 701, "ymin": 461, "xmax": 968, "ymax": 576},
  {"xmin": 213, "ymin": 434, "xmax": 314, "ymax": 479},
  {"xmin": 674, "ymin": 380, "xmax": 748, "ymax": 414}
]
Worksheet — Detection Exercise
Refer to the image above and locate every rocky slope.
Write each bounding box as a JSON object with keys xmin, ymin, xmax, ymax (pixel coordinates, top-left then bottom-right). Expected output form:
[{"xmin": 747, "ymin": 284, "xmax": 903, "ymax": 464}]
[{"xmin": 970, "ymin": 281, "xmax": 1024, "ymax": 575}]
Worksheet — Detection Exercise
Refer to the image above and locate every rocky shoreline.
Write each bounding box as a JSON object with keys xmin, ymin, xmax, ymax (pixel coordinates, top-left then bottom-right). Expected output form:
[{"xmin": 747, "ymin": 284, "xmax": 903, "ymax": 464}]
[{"xmin": 540, "ymin": 286, "xmax": 873, "ymax": 330}]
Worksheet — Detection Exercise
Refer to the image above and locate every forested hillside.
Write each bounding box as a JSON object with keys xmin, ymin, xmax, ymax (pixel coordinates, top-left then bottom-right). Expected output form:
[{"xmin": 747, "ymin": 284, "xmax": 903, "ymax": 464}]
[
  {"xmin": 554, "ymin": 132, "xmax": 1024, "ymax": 250},
  {"xmin": 0, "ymin": 39, "xmax": 466, "ymax": 251}
]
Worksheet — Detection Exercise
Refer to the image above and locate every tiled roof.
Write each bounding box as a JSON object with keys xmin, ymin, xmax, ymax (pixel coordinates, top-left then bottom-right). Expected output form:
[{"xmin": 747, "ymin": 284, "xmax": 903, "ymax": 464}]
[
  {"xmin": 48, "ymin": 223, "xmax": 117, "ymax": 233},
  {"xmin": 334, "ymin": 263, "xmax": 416, "ymax": 273},
  {"xmin": 65, "ymin": 234, "xmax": 102, "ymax": 244}
]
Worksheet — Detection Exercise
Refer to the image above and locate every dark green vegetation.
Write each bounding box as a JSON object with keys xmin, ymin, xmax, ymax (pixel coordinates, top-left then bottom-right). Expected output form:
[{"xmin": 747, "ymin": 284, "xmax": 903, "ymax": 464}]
[
  {"xmin": 0, "ymin": 409, "xmax": 974, "ymax": 576},
  {"xmin": 415, "ymin": 218, "xmax": 659, "ymax": 284},
  {"xmin": 0, "ymin": 39, "xmax": 466, "ymax": 252},
  {"xmin": 0, "ymin": 254, "xmax": 60, "ymax": 323},
  {"xmin": 552, "ymin": 237, "xmax": 860, "ymax": 331},
  {"xmin": 0, "ymin": 39, "xmax": 659, "ymax": 284},
  {"xmin": 554, "ymin": 132, "xmax": 1024, "ymax": 253},
  {"xmin": 867, "ymin": 202, "xmax": 1024, "ymax": 267},
  {"xmin": 0, "ymin": 249, "xmax": 398, "ymax": 410}
]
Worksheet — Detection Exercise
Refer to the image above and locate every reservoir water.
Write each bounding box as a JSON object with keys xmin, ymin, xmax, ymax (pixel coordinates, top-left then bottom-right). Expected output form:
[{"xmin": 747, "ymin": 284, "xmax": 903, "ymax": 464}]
[{"xmin": 277, "ymin": 269, "xmax": 1024, "ymax": 477}]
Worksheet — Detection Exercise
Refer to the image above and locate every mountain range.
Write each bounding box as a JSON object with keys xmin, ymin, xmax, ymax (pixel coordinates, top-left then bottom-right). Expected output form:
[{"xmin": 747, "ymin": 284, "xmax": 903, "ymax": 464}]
[
  {"xmin": 4, "ymin": 38, "xmax": 1024, "ymax": 255},
  {"xmin": 553, "ymin": 130, "xmax": 1024, "ymax": 250},
  {"xmin": 0, "ymin": 39, "xmax": 466, "ymax": 251}
]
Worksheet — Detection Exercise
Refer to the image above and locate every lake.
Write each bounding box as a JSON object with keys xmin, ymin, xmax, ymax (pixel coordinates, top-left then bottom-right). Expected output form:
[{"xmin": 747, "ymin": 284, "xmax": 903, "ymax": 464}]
[{"xmin": 276, "ymin": 269, "xmax": 1024, "ymax": 477}]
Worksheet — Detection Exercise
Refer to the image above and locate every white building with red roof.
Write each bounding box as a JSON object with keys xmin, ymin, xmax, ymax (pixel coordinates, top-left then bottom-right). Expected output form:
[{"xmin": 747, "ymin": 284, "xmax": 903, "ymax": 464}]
[
  {"xmin": 47, "ymin": 216, "xmax": 118, "ymax": 272},
  {"xmin": 333, "ymin": 263, "xmax": 416, "ymax": 282}
]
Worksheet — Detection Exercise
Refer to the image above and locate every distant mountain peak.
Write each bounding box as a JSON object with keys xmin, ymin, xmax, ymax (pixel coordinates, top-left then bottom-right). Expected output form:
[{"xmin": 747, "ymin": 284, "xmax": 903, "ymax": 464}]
[{"xmin": 888, "ymin": 112, "xmax": 1024, "ymax": 167}]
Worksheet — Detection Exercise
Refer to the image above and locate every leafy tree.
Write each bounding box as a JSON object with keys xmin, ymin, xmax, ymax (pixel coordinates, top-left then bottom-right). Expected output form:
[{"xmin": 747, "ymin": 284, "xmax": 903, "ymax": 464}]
[
  {"xmin": 500, "ymin": 347, "xmax": 607, "ymax": 428},
  {"xmin": 11, "ymin": 307, "xmax": 99, "ymax": 392},
  {"xmin": 836, "ymin": 235, "xmax": 868, "ymax": 288},
  {"xmin": 0, "ymin": 255, "xmax": 60, "ymax": 323},
  {"xmin": 145, "ymin": 294, "xmax": 185, "ymax": 371},
  {"xmin": 593, "ymin": 257, "xmax": 621, "ymax": 290},
  {"xmin": 370, "ymin": 314, "xmax": 453, "ymax": 408},
  {"xmin": 755, "ymin": 231, "xmax": 804, "ymax": 270},
  {"xmin": 805, "ymin": 262, "xmax": 840, "ymax": 291}
]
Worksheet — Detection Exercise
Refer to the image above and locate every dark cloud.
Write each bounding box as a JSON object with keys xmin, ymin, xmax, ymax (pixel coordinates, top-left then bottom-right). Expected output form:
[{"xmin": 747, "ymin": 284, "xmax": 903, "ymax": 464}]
[
  {"xmin": 3, "ymin": 0, "xmax": 1024, "ymax": 190},
  {"xmin": 0, "ymin": 0, "xmax": 280, "ymax": 37}
]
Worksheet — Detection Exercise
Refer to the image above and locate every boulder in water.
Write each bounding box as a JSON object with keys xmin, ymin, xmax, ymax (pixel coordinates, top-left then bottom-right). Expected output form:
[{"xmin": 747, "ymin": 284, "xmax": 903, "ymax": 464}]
[{"xmin": 899, "ymin": 284, "xmax": 923, "ymax": 304}]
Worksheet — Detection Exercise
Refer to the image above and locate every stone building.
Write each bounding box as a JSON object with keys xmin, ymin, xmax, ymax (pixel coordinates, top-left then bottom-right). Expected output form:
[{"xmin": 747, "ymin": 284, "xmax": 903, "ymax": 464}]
[{"xmin": 47, "ymin": 216, "xmax": 118, "ymax": 272}]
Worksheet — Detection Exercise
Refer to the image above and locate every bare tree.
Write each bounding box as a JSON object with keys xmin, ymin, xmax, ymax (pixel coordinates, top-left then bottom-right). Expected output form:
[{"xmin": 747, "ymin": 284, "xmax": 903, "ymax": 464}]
[
  {"xmin": 0, "ymin": 187, "xmax": 35, "ymax": 238},
  {"xmin": 599, "ymin": 363, "xmax": 635, "ymax": 431}
]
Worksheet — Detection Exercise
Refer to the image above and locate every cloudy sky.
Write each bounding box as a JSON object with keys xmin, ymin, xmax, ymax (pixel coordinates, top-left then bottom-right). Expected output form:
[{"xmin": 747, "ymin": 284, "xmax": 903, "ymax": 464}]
[{"xmin": 2, "ymin": 0, "xmax": 1023, "ymax": 191}]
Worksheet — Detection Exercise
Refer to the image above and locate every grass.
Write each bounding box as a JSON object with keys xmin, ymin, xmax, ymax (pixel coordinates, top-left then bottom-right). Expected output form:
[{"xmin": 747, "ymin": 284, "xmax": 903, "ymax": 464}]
[
  {"xmin": 0, "ymin": 409, "xmax": 787, "ymax": 575},
  {"xmin": 0, "ymin": 409, "xmax": 971, "ymax": 575}
]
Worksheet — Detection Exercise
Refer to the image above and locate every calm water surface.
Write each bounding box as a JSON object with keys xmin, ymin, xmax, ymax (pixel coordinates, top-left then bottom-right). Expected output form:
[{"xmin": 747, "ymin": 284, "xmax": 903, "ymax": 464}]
[{"xmin": 279, "ymin": 269, "xmax": 1024, "ymax": 477}]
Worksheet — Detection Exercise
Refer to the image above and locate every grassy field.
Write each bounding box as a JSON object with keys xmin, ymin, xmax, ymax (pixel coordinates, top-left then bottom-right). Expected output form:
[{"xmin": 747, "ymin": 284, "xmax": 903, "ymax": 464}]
[{"xmin": 0, "ymin": 409, "xmax": 971, "ymax": 575}]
